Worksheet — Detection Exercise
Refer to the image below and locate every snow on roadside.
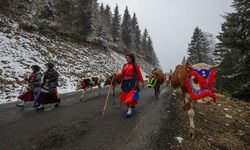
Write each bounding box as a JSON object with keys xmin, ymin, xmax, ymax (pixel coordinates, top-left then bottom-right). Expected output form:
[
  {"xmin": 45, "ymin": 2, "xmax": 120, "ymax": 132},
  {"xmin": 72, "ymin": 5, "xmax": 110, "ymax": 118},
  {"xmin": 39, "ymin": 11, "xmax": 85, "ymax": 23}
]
[{"xmin": 0, "ymin": 26, "xmax": 152, "ymax": 104}]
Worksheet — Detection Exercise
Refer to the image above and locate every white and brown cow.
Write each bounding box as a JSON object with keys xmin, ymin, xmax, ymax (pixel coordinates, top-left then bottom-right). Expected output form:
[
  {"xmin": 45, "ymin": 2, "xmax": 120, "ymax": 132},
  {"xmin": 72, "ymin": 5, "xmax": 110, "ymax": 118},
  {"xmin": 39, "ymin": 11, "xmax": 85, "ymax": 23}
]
[
  {"xmin": 104, "ymin": 74, "xmax": 123, "ymax": 96},
  {"xmin": 170, "ymin": 61, "xmax": 222, "ymax": 138},
  {"xmin": 76, "ymin": 76, "xmax": 104, "ymax": 100}
]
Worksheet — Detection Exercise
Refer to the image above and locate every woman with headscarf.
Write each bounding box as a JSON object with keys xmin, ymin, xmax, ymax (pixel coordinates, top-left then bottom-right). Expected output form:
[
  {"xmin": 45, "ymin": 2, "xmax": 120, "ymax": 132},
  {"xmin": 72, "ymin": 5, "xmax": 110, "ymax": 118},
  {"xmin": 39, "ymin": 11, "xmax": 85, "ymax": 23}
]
[
  {"xmin": 16, "ymin": 65, "xmax": 43, "ymax": 108},
  {"xmin": 117, "ymin": 53, "xmax": 144, "ymax": 117},
  {"xmin": 36, "ymin": 62, "xmax": 60, "ymax": 110}
]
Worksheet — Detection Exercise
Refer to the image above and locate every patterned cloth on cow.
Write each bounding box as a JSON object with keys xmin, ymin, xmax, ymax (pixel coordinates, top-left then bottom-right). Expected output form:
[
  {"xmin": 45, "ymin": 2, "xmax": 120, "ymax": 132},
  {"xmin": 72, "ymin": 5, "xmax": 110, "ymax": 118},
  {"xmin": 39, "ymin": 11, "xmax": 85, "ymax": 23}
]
[{"xmin": 186, "ymin": 69, "xmax": 217, "ymax": 101}]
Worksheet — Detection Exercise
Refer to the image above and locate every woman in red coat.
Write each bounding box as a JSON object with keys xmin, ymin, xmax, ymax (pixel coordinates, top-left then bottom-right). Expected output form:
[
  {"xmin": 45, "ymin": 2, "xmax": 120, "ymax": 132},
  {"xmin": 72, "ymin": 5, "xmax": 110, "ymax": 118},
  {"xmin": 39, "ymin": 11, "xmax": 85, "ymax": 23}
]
[{"xmin": 117, "ymin": 53, "xmax": 144, "ymax": 117}]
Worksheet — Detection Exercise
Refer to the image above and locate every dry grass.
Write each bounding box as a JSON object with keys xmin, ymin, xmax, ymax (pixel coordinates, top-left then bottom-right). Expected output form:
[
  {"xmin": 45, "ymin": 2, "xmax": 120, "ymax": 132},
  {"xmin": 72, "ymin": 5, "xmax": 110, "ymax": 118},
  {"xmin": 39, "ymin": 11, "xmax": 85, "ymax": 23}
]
[{"xmin": 170, "ymin": 94, "xmax": 250, "ymax": 150}]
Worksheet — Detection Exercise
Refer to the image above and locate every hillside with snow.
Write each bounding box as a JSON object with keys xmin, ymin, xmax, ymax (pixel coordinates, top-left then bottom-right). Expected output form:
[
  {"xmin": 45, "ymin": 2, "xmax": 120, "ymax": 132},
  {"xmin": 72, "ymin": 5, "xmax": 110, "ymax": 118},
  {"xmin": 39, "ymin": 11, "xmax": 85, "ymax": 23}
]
[{"xmin": 0, "ymin": 22, "xmax": 153, "ymax": 104}]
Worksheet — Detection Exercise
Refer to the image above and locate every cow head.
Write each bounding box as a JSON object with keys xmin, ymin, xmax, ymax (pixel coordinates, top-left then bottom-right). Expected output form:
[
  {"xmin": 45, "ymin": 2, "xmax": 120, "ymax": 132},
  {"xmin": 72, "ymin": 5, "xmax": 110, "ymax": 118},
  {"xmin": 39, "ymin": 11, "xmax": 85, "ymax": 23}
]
[
  {"xmin": 76, "ymin": 81, "xmax": 83, "ymax": 91},
  {"xmin": 185, "ymin": 61, "xmax": 222, "ymax": 103},
  {"xmin": 104, "ymin": 75, "xmax": 113, "ymax": 86},
  {"xmin": 104, "ymin": 74, "xmax": 119, "ymax": 86},
  {"xmin": 75, "ymin": 78, "xmax": 91, "ymax": 90}
]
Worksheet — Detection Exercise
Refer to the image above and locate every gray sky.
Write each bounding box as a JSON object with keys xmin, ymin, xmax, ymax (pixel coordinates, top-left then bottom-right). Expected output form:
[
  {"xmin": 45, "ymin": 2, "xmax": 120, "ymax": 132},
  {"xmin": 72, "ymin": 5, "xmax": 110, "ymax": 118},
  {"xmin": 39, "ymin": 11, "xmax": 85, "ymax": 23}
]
[{"xmin": 99, "ymin": 0, "xmax": 234, "ymax": 72}]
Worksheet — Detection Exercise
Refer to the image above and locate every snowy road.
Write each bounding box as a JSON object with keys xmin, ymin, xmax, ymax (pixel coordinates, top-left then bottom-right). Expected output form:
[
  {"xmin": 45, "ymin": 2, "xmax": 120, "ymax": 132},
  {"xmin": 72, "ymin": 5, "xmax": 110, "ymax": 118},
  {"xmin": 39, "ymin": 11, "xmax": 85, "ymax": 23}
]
[{"xmin": 0, "ymin": 84, "xmax": 178, "ymax": 150}]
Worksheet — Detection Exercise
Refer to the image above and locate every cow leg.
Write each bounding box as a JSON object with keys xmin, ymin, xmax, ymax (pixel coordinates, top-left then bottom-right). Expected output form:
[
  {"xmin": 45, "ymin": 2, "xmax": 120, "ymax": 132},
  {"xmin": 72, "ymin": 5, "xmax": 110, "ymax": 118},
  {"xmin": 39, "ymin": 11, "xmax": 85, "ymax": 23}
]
[
  {"xmin": 154, "ymin": 87, "xmax": 157, "ymax": 97},
  {"xmin": 98, "ymin": 84, "xmax": 101, "ymax": 96},
  {"xmin": 156, "ymin": 87, "xmax": 160, "ymax": 98},
  {"xmin": 186, "ymin": 98, "xmax": 195, "ymax": 138},
  {"xmin": 80, "ymin": 88, "xmax": 86, "ymax": 101},
  {"xmin": 112, "ymin": 85, "xmax": 115, "ymax": 97}
]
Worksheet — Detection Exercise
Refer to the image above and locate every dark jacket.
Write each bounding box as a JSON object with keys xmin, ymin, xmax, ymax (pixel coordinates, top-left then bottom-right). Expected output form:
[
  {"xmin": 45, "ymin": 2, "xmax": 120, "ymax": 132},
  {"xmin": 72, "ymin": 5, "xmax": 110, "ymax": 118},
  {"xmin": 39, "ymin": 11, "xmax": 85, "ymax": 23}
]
[{"xmin": 43, "ymin": 68, "xmax": 59, "ymax": 89}]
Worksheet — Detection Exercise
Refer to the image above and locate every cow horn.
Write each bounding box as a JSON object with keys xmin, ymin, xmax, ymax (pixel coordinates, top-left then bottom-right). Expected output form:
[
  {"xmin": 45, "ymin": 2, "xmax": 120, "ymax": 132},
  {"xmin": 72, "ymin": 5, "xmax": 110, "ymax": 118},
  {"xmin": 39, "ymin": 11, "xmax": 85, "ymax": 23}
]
[{"xmin": 210, "ymin": 59, "xmax": 223, "ymax": 69}]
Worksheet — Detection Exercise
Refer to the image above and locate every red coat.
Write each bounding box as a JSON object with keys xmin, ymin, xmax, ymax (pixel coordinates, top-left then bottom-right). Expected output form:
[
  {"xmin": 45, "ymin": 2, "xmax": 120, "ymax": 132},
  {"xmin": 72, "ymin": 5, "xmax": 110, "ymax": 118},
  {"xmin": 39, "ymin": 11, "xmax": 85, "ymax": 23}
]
[
  {"xmin": 117, "ymin": 63, "xmax": 144, "ymax": 83},
  {"xmin": 117, "ymin": 63, "xmax": 144, "ymax": 107}
]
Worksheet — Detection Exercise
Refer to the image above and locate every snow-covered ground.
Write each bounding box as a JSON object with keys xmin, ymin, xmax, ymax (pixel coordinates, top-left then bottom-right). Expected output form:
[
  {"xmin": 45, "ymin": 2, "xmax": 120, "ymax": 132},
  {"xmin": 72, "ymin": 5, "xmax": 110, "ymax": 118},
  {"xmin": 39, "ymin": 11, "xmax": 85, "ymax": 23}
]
[{"xmin": 0, "ymin": 24, "xmax": 152, "ymax": 104}]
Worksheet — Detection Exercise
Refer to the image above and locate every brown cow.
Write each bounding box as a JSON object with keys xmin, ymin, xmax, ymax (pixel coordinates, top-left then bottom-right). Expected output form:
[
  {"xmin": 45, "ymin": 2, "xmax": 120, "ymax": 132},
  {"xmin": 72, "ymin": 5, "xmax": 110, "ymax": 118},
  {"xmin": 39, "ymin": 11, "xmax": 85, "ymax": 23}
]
[
  {"xmin": 76, "ymin": 76, "xmax": 104, "ymax": 101},
  {"xmin": 146, "ymin": 69, "xmax": 165, "ymax": 98},
  {"xmin": 170, "ymin": 61, "xmax": 222, "ymax": 138},
  {"xmin": 104, "ymin": 74, "xmax": 122, "ymax": 96}
]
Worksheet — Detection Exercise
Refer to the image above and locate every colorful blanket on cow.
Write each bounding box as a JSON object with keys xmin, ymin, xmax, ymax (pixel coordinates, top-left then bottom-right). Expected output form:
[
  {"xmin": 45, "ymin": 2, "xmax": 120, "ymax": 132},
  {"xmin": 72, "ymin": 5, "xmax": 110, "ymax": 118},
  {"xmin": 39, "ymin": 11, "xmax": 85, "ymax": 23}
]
[{"xmin": 186, "ymin": 69, "xmax": 217, "ymax": 102}]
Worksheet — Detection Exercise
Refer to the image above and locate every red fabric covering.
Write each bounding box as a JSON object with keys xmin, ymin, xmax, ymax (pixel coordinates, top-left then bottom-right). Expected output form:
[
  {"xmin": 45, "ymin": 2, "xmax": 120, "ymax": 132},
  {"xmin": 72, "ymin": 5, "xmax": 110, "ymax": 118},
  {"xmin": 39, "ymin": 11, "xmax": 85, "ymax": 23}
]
[
  {"xmin": 187, "ymin": 71, "xmax": 206, "ymax": 89},
  {"xmin": 81, "ymin": 81, "xmax": 86, "ymax": 89},
  {"xmin": 120, "ymin": 88, "xmax": 138, "ymax": 107},
  {"xmin": 18, "ymin": 90, "xmax": 34, "ymax": 101},
  {"xmin": 208, "ymin": 70, "xmax": 216, "ymax": 90},
  {"xmin": 186, "ymin": 70, "xmax": 217, "ymax": 102}
]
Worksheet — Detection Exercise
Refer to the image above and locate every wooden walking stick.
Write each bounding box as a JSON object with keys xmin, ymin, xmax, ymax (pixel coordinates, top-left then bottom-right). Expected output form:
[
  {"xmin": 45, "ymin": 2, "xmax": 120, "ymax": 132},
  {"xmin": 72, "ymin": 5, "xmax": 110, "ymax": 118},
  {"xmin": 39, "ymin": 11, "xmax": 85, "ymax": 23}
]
[{"xmin": 102, "ymin": 73, "xmax": 115, "ymax": 118}]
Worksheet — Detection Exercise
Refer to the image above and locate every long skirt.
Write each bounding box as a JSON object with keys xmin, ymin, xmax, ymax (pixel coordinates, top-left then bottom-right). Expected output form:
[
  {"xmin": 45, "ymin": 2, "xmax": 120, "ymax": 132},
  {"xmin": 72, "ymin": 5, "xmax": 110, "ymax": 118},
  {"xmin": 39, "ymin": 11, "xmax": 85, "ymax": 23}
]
[
  {"xmin": 120, "ymin": 80, "xmax": 140, "ymax": 107},
  {"xmin": 39, "ymin": 88, "xmax": 60, "ymax": 105},
  {"xmin": 18, "ymin": 90, "xmax": 34, "ymax": 102}
]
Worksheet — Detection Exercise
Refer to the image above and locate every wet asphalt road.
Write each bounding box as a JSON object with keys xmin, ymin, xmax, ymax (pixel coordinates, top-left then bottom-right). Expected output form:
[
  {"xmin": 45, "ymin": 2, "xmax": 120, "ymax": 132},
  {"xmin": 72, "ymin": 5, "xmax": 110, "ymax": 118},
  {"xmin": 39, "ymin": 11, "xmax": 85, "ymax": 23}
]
[{"xmin": 0, "ymin": 84, "xmax": 178, "ymax": 150}]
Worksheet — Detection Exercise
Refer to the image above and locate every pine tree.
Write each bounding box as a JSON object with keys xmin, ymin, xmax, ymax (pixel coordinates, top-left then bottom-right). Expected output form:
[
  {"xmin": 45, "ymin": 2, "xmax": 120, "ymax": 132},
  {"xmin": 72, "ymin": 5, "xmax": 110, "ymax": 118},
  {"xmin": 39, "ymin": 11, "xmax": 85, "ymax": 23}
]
[
  {"xmin": 55, "ymin": 0, "xmax": 74, "ymax": 32},
  {"xmin": 213, "ymin": 43, "xmax": 227, "ymax": 63},
  {"xmin": 121, "ymin": 6, "xmax": 132, "ymax": 48},
  {"xmin": 103, "ymin": 5, "xmax": 112, "ymax": 40},
  {"xmin": 75, "ymin": 0, "xmax": 93, "ymax": 38},
  {"xmin": 187, "ymin": 27, "xmax": 210, "ymax": 63},
  {"xmin": 147, "ymin": 36, "xmax": 153, "ymax": 53},
  {"xmin": 91, "ymin": 0, "xmax": 100, "ymax": 32},
  {"xmin": 40, "ymin": 0, "xmax": 55, "ymax": 20},
  {"xmin": 216, "ymin": 0, "xmax": 250, "ymax": 100},
  {"xmin": 146, "ymin": 36, "xmax": 154, "ymax": 64},
  {"xmin": 181, "ymin": 56, "xmax": 186, "ymax": 65},
  {"xmin": 142, "ymin": 28, "xmax": 148, "ymax": 52},
  {"xmin": 104, "ymin": 5, "xmax": 112, "ymax": 27},
  {"xmin": 100, "ymin": 3, "xmax": 105, "ymax": 14},
  {"xmin": 111, "ymin": 4, "xmax": 121, "ymax": 42},
  {"xmin": 131, "ymin": 13, "xmax": 142, "ymax": 53},
  {"xmin": 203, "ymin": 32, "xmax": 216, "ymax": 64}
]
